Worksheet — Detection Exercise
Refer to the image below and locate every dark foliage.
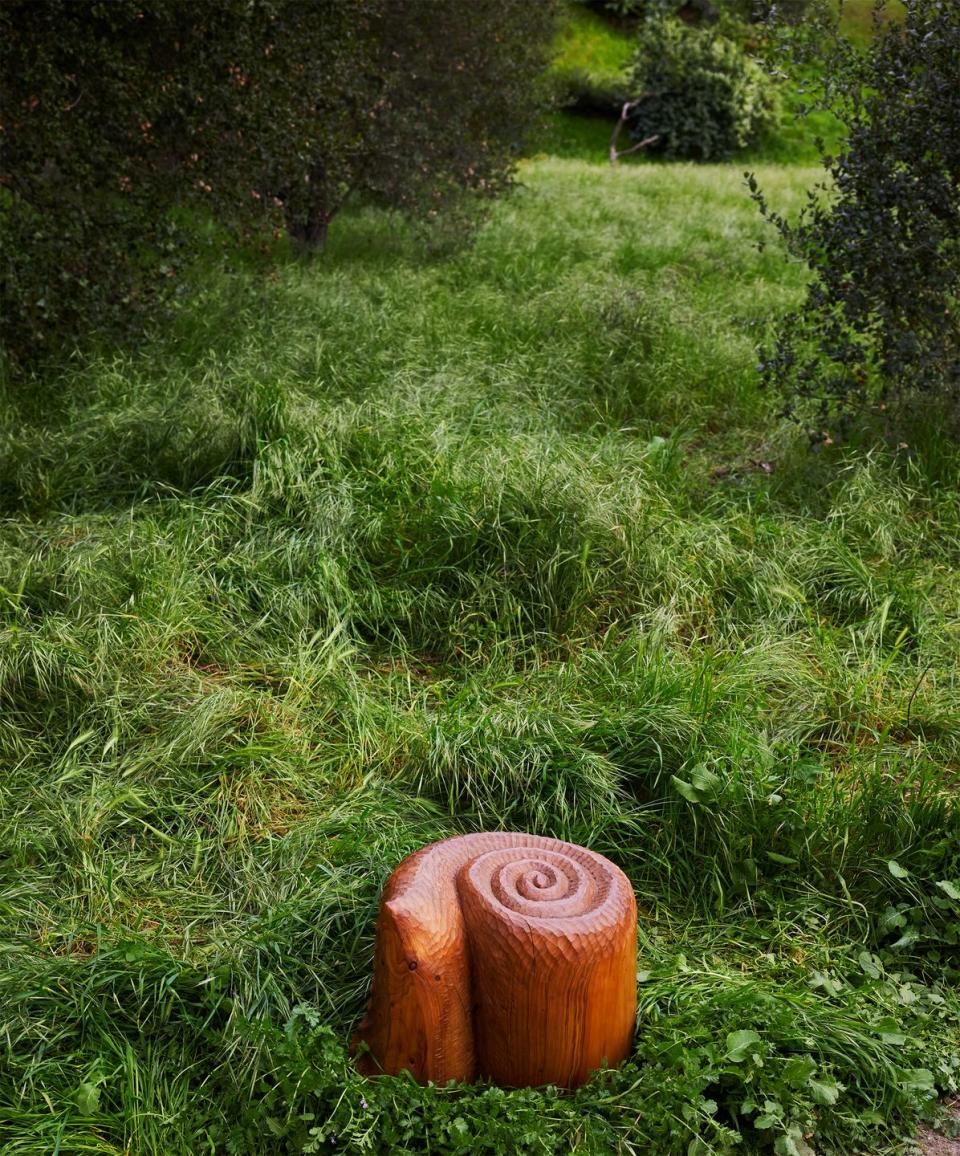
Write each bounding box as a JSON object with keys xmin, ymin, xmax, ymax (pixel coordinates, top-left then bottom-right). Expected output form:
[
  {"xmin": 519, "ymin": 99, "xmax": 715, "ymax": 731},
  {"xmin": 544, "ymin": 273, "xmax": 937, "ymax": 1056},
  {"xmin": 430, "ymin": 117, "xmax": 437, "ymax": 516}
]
[
  {"xmin": 751, "ymin": 0, "xmax": 960, "ymax": 434},
  {"xmin": 282, "ymin": 0, "xmax": 554, "ymax": 253},
  {"xmin": 0, "ymin": 0, "xmax": 554, "ymax": 373},
  {"xmin": 584, "ymin": 0, "xmax": 813, "ymax": 22},
  {"xmin": 730, "ymin": 0, "xmax": 814, "ymax": 21},
  {"xmin": 1, "ymin": 1, "xmax": 329, "ymax": 369}
]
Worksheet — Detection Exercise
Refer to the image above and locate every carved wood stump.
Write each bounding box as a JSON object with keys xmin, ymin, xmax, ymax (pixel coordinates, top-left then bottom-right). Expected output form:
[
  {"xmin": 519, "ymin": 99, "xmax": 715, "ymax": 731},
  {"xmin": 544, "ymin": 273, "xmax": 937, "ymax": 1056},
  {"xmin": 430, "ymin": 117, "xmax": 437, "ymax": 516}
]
[{"xmin": 354, "ymin": 833, "xmax": 637, "ymax": 1088}]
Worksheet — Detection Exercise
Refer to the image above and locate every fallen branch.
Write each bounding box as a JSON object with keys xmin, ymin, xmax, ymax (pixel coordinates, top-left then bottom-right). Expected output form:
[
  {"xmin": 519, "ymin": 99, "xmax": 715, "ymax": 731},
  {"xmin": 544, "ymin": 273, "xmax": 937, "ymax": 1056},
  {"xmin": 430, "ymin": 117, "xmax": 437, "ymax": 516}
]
[{"xmin": 609, "ymin": 96, "xmax": 659, "ymax": 165}]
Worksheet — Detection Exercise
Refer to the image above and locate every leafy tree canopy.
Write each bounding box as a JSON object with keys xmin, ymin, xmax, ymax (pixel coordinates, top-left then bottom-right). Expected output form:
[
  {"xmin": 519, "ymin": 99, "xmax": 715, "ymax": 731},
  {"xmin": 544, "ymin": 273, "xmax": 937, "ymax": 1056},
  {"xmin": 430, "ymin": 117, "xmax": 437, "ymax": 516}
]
[
  {"xmin": 751, "ymin": 0, "xmax": 960, "ymax": 436},
  {"xmin": 0, "ymin": 0, "xmax": 555, "ymax": 373}
]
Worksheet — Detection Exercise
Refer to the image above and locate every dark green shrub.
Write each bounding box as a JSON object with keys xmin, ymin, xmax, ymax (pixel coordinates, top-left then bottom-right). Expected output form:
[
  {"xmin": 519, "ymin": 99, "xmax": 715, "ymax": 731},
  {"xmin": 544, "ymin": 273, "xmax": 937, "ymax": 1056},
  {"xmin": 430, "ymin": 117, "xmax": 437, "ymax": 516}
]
[
  {"xmin": 583, "ymin": 0, "xmax": 814, "ymax": 24},
  {"xmin": 728, "ymin": 0, "xmax": 815, "ymax": 21},
  {"xmin": 626, "ymin": 14, "xmax": 776, "ymax": 159},
  {"xmin": 0, "ymin": 0, "xmax": 554, "ymax": 374},
  {"xmin": 751, "ymin": 1, "xmax": 960, "ymax": 434},
  {"xmin": 283, "ymin": 0, "xmax": 555, "ymax": 253},
  {"xmin": 0, "ymin": 0, "xmax": 366, "ymax": 372}
]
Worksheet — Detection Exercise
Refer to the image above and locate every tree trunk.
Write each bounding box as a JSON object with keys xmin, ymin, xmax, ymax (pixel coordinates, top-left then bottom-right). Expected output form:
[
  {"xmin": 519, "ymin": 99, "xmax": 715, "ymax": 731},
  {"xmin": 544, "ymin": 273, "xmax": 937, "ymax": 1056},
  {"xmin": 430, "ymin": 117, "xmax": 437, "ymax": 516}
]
[
  {"xmin": 286, "ymin": 208, "xmax": 330, "ymax": 255},
  {"xmin": 353, "ymin": 833, "xmax": 637, "ymax": 1088}
]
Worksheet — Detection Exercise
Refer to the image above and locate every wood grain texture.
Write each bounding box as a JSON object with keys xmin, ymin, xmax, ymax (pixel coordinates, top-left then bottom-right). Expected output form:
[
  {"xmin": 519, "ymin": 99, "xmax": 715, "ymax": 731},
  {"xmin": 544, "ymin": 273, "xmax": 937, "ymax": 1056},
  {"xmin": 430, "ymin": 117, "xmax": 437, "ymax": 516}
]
[{"xmin": 354, "ymin": 832, "xmax": 637, "ymax": 1088}]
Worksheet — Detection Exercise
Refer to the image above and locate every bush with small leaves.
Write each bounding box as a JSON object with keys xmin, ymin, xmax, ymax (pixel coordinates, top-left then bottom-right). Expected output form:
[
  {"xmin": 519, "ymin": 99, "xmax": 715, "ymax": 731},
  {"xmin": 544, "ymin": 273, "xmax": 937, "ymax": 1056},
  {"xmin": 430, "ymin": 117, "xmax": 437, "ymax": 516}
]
[
  {"xmin": 751, "ymin": 1, "xmax": 960, "ymax": 435},
  {"xmin": 626, "ymin": 14, "xmax": 776, "ymax": 160},
  {"xmin": 0, "ymin": 0, "xmax": 373, "ymax": 373},
  {"xmin": 0, "ymin": 0, "xmax": 554, "ymax": 376},
  {"xmin": 729, "ymin": 0, "xmax": 815, "ymax": 21},
  {"xmin": 284, "ymin": 0, "xmax": 555, "ymax": 254}
]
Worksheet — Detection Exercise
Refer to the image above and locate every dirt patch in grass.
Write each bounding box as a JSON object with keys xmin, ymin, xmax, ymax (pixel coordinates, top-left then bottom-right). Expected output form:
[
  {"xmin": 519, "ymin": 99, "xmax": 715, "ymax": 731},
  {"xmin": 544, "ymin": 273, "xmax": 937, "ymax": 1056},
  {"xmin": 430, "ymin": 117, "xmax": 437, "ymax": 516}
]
[{"xmin": 918, "ymin": 1100, "xmax": 960, "ymax": 1156}]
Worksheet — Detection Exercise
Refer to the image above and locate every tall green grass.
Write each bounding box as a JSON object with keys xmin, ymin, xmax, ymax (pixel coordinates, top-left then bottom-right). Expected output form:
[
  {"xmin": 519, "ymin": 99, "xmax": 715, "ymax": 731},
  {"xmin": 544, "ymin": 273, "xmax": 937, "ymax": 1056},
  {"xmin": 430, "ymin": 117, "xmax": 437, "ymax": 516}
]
[{"xmin": 1, "ymin": 155, "xmax": 958, "ymax": 1153}]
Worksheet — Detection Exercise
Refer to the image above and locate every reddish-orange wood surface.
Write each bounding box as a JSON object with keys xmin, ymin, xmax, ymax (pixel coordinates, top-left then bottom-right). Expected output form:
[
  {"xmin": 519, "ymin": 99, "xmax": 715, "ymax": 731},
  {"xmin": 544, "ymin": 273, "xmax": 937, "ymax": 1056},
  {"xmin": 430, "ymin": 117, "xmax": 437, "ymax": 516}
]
[{"xmin": 354, "ymin": 833, "xmax": 637, "ymax": 1088}]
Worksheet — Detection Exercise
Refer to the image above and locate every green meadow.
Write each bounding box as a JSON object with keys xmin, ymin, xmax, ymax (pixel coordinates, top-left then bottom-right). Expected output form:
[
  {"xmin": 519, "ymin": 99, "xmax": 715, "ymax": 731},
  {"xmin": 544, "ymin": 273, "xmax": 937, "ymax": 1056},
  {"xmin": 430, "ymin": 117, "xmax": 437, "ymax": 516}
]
[{"xmin": 2, "ymin": 72, "xmax": 959, "ymax": 1156}]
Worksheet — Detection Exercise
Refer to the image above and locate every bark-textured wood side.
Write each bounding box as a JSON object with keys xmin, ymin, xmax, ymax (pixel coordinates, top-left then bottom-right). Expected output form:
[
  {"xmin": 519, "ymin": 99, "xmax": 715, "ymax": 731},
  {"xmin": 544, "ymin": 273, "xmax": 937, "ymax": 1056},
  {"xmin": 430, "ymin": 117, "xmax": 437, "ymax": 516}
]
[{"xmin": 354, "ymin": 832, "xmax": 637, "ymax": 1088}]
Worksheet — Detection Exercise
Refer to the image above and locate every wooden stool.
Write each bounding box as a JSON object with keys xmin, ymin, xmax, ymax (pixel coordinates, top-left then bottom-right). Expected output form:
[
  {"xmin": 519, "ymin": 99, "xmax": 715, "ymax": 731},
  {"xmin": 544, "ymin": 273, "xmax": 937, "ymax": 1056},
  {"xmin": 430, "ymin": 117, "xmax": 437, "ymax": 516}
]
[{"xmin": 354, "ymin": 832, "xmax": 637, "ymax": 1088}]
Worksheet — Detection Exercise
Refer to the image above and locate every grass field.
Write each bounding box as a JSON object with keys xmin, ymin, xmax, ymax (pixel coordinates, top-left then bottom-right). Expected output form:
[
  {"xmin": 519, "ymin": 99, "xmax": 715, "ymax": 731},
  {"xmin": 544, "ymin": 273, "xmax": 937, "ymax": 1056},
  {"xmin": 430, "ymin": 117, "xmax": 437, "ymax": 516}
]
[{"xmin": 2, "ymin": 133, "xmax": 960, "ymax": 1154}]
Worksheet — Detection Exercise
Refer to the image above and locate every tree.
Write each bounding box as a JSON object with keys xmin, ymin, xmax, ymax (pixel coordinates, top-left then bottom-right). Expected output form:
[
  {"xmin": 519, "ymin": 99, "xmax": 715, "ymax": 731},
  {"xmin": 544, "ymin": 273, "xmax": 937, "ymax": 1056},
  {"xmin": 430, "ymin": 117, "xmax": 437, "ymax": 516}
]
[
  {"xmin": 281, "ymin": 0, "xmax": 555, "ymax": 253},
  {"xmin": 0, "ymin": 0, "xmax": 555, "ymax": 372},
  {"xmin": 751, "ymin": 1, "xmax": 960, "ymax": 435},
  {"xmin": 0, "ymin": 0, "xmax": 352, "ymax": 369}
]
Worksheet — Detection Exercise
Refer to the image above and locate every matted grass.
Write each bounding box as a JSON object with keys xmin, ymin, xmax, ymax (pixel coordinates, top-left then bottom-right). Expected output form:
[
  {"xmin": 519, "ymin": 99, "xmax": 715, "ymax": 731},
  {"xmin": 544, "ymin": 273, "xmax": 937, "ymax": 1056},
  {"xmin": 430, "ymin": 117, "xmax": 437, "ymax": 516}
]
[{"xmin": 1, "ymin": 154, "xmax": 958, "ymax": 1154}]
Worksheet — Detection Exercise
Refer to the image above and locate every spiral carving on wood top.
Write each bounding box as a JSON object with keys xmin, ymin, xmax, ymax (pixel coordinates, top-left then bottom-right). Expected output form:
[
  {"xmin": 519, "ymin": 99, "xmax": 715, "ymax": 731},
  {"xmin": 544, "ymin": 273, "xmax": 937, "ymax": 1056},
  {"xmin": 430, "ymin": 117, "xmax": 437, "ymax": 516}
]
[{"xmin": 354, "ymin": 832, "xmax": 637, "ymax": 1089}]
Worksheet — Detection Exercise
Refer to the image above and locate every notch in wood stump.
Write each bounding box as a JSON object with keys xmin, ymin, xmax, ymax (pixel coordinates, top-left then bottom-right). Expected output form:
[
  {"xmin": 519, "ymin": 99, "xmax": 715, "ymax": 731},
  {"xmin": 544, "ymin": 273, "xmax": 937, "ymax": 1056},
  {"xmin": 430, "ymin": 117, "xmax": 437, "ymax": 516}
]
[{"xmin": 353, "ymin": 833, "xmax": 637, "ymax": 1088}]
